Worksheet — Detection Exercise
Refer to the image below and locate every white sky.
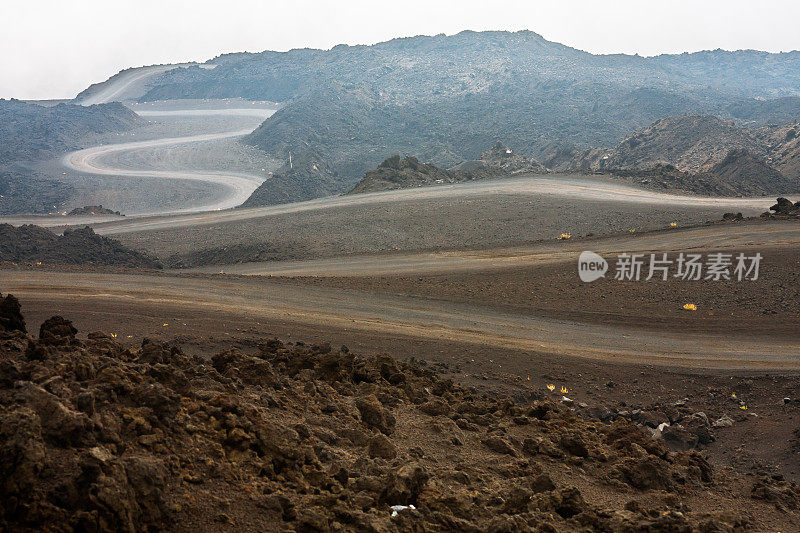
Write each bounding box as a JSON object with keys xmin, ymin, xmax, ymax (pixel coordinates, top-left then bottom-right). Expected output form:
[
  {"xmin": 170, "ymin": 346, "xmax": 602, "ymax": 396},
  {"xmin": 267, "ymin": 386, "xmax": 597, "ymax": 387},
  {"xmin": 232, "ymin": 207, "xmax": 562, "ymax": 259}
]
[{"xmin": 3, "ymin": 0, "xmax": 800, "ymax": 100}]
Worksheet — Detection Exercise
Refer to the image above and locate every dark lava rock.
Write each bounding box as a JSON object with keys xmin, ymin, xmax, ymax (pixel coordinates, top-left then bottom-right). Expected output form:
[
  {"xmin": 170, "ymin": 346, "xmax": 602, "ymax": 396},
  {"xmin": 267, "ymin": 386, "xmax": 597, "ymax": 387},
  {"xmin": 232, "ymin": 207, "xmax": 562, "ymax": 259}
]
[
  {"xmin": 771, "ymin": 197, "xmax": 795, "ymax": 214},
  {"xmin": 0, "ymin": 293, "xmax": 25, "ymax": 333},
  {"xmin": 38, "ymin": 315, "xmax": 78, "ymax": 345}
]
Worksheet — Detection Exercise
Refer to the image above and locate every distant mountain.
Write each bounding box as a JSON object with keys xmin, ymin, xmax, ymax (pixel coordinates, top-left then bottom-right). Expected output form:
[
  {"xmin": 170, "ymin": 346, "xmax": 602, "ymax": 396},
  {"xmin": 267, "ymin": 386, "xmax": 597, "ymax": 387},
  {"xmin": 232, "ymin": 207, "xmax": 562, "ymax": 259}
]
[
  {"xmin": 134, "ymin": 31, "xmax": 800, "ymax": 194},
  {"xmin": 101, "ymin": 30, "xmax": 800, "ymax": 201}
]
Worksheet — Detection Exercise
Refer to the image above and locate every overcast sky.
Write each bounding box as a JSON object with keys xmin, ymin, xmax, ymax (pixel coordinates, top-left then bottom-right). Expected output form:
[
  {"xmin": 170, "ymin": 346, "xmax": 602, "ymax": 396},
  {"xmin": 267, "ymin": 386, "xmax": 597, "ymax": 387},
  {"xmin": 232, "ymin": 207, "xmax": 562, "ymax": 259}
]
[{"xmin": 3, "ymin": 0, "xmax": 800, "ymax": 100}]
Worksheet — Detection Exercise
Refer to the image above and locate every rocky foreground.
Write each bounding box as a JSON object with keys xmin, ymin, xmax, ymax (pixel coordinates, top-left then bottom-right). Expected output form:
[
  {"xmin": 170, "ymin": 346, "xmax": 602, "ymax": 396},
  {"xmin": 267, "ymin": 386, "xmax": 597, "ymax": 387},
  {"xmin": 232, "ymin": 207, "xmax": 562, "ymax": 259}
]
[{"xmin": 1, "ymin": 296, "xmax": 799, "ymax": 532}]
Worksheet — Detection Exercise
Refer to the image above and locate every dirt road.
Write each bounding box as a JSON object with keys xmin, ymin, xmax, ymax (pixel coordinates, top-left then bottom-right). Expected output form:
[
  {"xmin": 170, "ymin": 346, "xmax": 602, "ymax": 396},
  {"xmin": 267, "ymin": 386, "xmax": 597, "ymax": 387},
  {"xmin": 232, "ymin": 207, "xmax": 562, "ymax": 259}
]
[
  {"xmin": 3, "ymin": 268, "xmax": 798, "ymax": 369},
  {"xmin": 185, "ymin": 220, "xmax": 800, "ymax": 276},
  {"xmin": 62, "ymin": 123, "xmax": 267, "ymax": 213},
  {"xmin": 76, "ymin": 175, "xmax": 774, "ymax": 236}
]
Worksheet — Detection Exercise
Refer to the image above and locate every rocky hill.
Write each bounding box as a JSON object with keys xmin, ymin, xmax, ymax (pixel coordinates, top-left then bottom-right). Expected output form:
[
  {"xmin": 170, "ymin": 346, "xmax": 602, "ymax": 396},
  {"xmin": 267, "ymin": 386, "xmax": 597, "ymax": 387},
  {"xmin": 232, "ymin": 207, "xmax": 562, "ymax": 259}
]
[
  {"xmin": 348, "ymin": 155, "xmax": 456, "ymax": 194},
  {"xmin": 0, "ymin": 99, "xmax": 139, "ymax": 167},
  {"xmin": 1, "ymin": 300, "xmax": 797, "ymax": 531},
  {"xmin": 120, "ymin": 30, "xmax": 800, "ymax": 201},
  {"xmin": 548, "ymin": 115, "xmax": 800, "ymax": 195},
  {"xmin": 346, "ymin": 144, "xmax": 548, "ymax": 196},
  {"xmin": 0, "ymin": 224, "xmax": 160, "ymax": 268},
  {"xmin": 0, "ymin": 171, "xmax": 74, "ymax": 215},
  {"xmin": 759, "ymin": 122, "xmax": 800, "ymax": 179},
  {"xmin": 239, "ymin": 149, "xmax": 346, "ymax": 207},
  {"xmin": 597, "ymin": 115, "xmax": 762, "ymax": 174},
  {"xmin": 452, "ymin": 142, "xmax": 548, "ymax": 178}
]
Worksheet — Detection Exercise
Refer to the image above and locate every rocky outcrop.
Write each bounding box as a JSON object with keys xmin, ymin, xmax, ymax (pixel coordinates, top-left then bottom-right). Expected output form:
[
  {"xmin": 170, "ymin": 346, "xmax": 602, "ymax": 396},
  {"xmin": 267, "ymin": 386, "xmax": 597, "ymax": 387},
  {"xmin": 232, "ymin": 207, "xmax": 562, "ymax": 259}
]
[
  {"xmin": 552, "ymin": 115, "xmax": 800, "ymax": 195},
  {"xmin": 347, "ymin": 144, "xmax": 547, "ymax": 195},
  {"xmin": 0, "ymin": 224, "xmax": 160, "ymax": 268},
  {"xmin": 599, "ymin": 115, "xmax": 762, "ymax": 174},
  {"xmin": 762, "ymin": 196, "xmax": 800, "ymax": 219},
  {"xmin": 67, "ymin": 205, "xmax": 123, "ymax": 216},
  {"xmin": 348, "ymin": 155, "xmax": 456, "ymax": 194},
  {"xmin": 0, "ymin": 293, "xmax": 25, "ymax": 333}
]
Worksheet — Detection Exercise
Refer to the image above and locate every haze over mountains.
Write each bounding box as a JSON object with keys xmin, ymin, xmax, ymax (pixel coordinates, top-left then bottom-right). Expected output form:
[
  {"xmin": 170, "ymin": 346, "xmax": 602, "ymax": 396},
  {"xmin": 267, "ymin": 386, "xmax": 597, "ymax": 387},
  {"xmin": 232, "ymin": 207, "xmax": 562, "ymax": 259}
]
[
  {"xmin": 2, "ymin": 29, "xmax": 800, "ymax": 215},
  {"xmin": 123, "ymin": 30, "xmax": 800, "ymax": 203}
]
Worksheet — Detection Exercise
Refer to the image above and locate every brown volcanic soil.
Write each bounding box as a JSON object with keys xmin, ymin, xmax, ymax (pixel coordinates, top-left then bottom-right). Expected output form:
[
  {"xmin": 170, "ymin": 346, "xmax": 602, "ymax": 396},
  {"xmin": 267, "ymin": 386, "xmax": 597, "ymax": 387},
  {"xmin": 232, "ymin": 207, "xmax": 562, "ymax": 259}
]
[
  {"xmin": 295, "ymin": 244, "xmax": 800, "ymax": 336},
  {"xmin": 2, "ymin": 303, "xmax": 800, "ymax": 532}
]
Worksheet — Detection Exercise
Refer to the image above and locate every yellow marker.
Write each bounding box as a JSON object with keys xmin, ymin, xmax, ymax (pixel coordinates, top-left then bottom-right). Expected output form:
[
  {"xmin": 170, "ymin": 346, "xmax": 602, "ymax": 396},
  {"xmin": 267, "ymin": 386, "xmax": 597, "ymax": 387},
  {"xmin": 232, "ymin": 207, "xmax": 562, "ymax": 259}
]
[
  {"xmin": 669, "ymin": 222, "xmax": 677, "ymax": 228},
  {"xmin": 526, "ymin": 375, "xmax": 531, "ymax": 381},
  {"xmin": 683, "ymin": 303, "xmax": 697, "ymax": 311},
  {"xmin": 731, "ymin": 392, "xmax": 737, "ymax": 399},
  {"xmin": 162, "ymin": 323, "xmax": 169, "ymax": 327},
  {"xmin": 558, "ymin": 233, "xmax": 571, "ymax": 240},
  {"xmin": 560, "ymin": 386, "xmax": 569, "ymax": 394},
  {"xmin": 110, "ymin": 333, "xmax": 117, "ymax": 338},
  {"xmin": 629, "ymin": 229, "xmax": 636, "ymax": 233},
  {"xmin": 546, "ymin": 384, "xmax": 555, "ymax": 392},
  {"xmin": 739, "ymin": 405, "xmax": 748, "ymax": 410}
]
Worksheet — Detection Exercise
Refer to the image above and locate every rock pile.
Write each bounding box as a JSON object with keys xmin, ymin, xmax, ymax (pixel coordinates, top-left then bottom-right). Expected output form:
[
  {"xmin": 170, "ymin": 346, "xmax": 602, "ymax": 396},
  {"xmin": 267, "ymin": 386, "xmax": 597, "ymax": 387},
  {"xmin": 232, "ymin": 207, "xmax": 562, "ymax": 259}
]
[
  {"xmin": 0, "ymin": 224, "xmax": 160, "ymax": 268},
  {"xmin": 763, "ymin": 197, "xmax": 800, "ymax": 219},
  {"xmin": 0, "ymin": 299, "xmax": 791, "ymax": 531}
]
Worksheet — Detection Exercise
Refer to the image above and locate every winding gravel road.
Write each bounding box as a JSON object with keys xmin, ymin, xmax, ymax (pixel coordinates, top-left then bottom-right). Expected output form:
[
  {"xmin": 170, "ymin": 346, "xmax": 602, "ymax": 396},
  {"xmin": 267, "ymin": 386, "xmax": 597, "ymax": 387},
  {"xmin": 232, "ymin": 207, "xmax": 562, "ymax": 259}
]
[
  {"xmin": 62, "ymin": 123, "xmax": 267, "ymax": 213},
  {"xmin": 65, "ymin": 65, "xmax": 276, "ymax": 214}
]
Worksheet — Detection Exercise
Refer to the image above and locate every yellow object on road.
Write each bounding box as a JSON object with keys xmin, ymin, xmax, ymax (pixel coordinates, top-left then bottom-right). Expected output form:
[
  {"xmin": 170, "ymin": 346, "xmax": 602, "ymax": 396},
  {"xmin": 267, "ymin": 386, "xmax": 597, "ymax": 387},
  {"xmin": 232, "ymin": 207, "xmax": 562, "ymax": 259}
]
[{"xmin": 683, "ymin": 303, "xmax": 697, "ymax": 311}]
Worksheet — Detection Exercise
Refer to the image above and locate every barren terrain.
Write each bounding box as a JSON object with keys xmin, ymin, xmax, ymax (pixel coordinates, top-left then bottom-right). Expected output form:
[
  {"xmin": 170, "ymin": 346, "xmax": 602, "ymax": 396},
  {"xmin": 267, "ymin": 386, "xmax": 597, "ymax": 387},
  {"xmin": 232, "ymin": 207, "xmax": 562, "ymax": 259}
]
[{"xmin": 3, "ymin": 66, "xmax": 800, "ymax": 531}]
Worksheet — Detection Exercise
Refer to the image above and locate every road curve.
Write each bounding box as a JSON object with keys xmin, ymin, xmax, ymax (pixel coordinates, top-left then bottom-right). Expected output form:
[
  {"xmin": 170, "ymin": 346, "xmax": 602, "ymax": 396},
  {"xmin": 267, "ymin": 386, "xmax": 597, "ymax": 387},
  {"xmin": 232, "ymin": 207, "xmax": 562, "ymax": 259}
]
[
  {"xmin": 76, "ymin": 64, "xmax": 190, "ymax": 106},
  {"xmin": 62, "ymin": 123, "xmax": 267, "ymax": 213},
  {"xmin": 3, "ymin": 270, "xmax": 798, "ymax": 370}
]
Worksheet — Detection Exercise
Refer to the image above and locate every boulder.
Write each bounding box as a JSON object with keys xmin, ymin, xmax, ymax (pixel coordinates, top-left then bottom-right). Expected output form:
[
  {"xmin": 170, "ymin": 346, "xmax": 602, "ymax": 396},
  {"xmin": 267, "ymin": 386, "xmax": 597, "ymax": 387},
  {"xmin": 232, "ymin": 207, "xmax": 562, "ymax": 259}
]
[
  {"xmin": 367, "ymin": 434, "xmax": 397, "ymax": 459},
  {"xmin": 770, "ymin": 197, "xmax": 795, "ymax": 214},
  {"xmin": 0, "ymin": 293, "xmax": 26, "ymax": 333},
  {"xmin": 482, "ymin": 435, "xmax": 517, "ymax": 456},
  {"xmin": 356, "ymin": 394, "xmax": 396, "ymax": 435},
  {"xmin": 38, "ymin": 315, "xmax": 77, "ymax": 345}
]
